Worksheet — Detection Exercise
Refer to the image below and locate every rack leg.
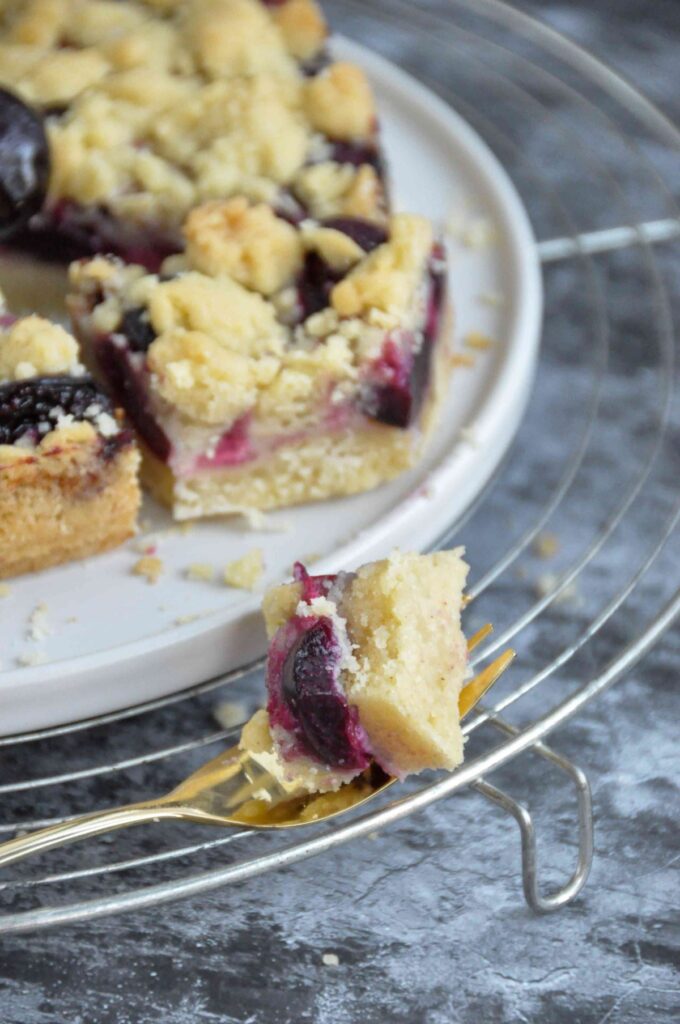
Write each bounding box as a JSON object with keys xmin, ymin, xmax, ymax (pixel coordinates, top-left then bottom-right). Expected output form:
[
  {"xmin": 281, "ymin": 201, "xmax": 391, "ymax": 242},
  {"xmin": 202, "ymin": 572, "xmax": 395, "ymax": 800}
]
[{"xmin": 473, "ymin": 735, "xmax": 594, "ymax": 913}]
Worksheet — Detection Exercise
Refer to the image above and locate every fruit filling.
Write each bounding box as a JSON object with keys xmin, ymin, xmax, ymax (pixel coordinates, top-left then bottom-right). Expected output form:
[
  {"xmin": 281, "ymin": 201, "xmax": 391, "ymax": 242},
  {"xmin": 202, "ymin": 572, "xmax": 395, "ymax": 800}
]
[{"xmin": 265, "ymin": 565, "xmax": 372, "ymax": 772}]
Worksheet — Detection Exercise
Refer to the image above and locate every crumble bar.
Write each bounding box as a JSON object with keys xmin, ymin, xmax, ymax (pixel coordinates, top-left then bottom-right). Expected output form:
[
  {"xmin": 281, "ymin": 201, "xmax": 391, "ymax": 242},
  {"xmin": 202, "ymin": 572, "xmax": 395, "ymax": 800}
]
[
  {"xmin": 0, "ymin": 307, "xmax": 140, "ymax": 577},
  {"xmin": 68, "ymin": 206, "xmax": 450, "ymax": 518}
]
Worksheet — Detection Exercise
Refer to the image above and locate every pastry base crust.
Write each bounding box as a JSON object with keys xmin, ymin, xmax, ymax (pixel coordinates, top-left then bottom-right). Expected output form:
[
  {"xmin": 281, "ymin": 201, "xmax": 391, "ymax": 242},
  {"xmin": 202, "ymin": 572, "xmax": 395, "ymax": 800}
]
[{"xmin": 0, "ymin": 442, "xmax": 140, "ymax": 578}]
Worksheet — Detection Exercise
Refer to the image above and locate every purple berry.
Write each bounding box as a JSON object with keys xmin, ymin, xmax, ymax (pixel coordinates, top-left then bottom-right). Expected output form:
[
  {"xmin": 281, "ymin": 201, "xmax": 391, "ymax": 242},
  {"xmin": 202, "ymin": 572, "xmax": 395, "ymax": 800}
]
[
  {"xmin": 281, "ymin": 619, "xmax": 369, "ymax": 769},
  {"xmin": 0, "ymin": 88, "xmax": 50, "ymax": 240},
  {"xmin": 0, "ymin": 376, "xmax": 113, "ymax": 446},
  {"xmin": 121, "ymin": 307, "xmax": 156, "ymax": 353},
  {"xmin": 322, "ymin": 217, "xmax": 387, "ymax": 253}
]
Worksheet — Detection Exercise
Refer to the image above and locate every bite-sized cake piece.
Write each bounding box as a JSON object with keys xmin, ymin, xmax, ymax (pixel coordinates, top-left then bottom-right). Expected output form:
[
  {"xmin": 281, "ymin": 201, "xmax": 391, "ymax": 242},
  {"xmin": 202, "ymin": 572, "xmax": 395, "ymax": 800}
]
[
  {"xmin": 240, "ymin": 549, "xmax": 470, "ymax": 792},
  {"xmin": 0, "ymin": 309, "xmax": 140, "ymax": 578},
  {"xmin": 0, "ymin": 0, "xmax": 388, "ymax": 266},
  {"xmin": 68, "ymin": 207, "xmax": 450, "ymax": 518}
]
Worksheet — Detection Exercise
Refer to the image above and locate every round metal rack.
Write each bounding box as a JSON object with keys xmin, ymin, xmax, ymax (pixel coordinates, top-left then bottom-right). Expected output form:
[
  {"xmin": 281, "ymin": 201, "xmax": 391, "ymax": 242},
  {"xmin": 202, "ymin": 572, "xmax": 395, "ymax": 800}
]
[{"xmin": 1, "ymin": 0, "xmax": 678, "ymax": 932}]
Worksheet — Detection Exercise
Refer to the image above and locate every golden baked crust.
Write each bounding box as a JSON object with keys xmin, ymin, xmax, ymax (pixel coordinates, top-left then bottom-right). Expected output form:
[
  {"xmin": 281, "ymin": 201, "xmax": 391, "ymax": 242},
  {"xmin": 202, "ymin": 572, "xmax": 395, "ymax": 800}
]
[{"xmin": 0, "ymin": 440, "xmax": 140, "ymax": 578}]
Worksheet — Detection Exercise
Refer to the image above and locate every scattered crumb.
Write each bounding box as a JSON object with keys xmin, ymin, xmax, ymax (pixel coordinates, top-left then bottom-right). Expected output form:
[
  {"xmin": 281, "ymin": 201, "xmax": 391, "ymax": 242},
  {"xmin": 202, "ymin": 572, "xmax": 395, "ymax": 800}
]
[
  {"xmin": 213, "ymin": 699, "xmax": 250, "ymax": 730},
  {"xmin": 174, "ymin": 613, "xmax": 202, "ymax": 626},
  {"xmin": 0, "ymin": 583, "xmax": 10, "ymax": 598},
  {"xmin": 322, "ymin": 953, "xmax": 340, "ymax": 967},
  {"xmin": 27, "ymin": 602, "xmax": 52, "ymax": 643},
  {"xmin": 532, "ymin": 531, "xmax": 560, "ymax": 560},
  {"xmin": 132, "ymin": 556, "xmax": 164, "ymax": 584},
  {"xmin": 535, "ymin": 573, "xmax": 582, "ymax": 607},
  {"xmin": 185, "ymin": 563, "xmax": 215, "ymax": 582},
  {"xmin": 462, "ymin": 217, "xmax": 497, "ymax": 249},
  {"xmin": 178, "ymin": 521, "xmax": 194, "ymax": 535},
  {"xmin": 459, "ymin": 426, "xmax": 479, "ymax": 447},
  {"xmin": 66, "ymin": 616, "xmax": 78, "ymax": 624},
  {"xmin": 464, "ymin": 331, "xmax": 495, "ymax": 351},
  {"xmin": 367, "ymin": 831, "xmax": 380, "ymax": 841},
  {"xmin": 450, "ymin": 352, "xmax": 476, "ymax": 369},
  {"xmin": 224, "ymin": 549, "xmax": 264, "ymax": 591},
  {"xmin": 17, "ymin": 650, "xmax": 48, "ymax": 667},
  {"xmin": 139, "ymin": 518, "xmax": 153, "ymax": 532},
  {"xmin": 477, "ymin": 290, "xmax": 505, "ymax": 307},
  {"xmin": 239, "ymin": 508, "xmax": 292, "ymax": 533}
]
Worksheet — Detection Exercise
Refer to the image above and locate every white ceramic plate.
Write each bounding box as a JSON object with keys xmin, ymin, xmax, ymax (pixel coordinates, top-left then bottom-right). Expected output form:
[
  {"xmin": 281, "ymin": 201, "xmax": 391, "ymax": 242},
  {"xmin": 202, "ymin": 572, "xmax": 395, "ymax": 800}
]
[{"xmin": 0, "ymin": 38, "xmax": 542, "ymax": 734}]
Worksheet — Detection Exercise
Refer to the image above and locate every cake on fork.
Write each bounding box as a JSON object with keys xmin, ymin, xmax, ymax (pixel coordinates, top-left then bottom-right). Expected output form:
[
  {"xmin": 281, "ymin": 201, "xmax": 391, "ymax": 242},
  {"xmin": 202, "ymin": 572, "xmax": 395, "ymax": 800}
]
[
  {"xmin": 0, "ymin": 308, "xmax": 140, "ymax": 578},
  {"xmin": 240, "ymin": 548, "xmax": 470, "ymax": 792},
  {"xmin": 68, "ymin": 205, "xmax": 450, "ymax": 518}
]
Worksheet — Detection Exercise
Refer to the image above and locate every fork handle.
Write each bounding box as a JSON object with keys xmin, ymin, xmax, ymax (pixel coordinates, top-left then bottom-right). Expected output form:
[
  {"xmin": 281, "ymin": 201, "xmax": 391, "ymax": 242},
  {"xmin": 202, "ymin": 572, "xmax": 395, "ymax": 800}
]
[{"xmin": 0, "ymin": 802, "xmax": 192, "ymax": 870}]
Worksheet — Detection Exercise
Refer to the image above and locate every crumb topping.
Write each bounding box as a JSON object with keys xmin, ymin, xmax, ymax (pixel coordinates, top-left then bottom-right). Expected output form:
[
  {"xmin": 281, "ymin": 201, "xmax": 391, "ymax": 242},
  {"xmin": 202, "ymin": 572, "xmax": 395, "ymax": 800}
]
[
  {"xmin": 70, "ymin": 208, "xmax": 439, "ymax": 435},
  {"xmin": 271, "ymin": 0, "xmax": 327, "ymax": 61},
  {"xmin": 1, "ymin": 0, "xmax": 383, "ymax": 232},
  {"xmin": 331, "ymin": 214, "xmax": 433, "ymax": 318},
  {"xmin": 184, "ymin": 198, "xmax": 303, "ymax": 295},
  {"xmin": 0, "ymin": 316, "xmax": 82, "ymax": 381},
  {"xmin": 304, "ymin": 62, "xmax": 375, "ymax": 140},
  {"xmin": 294, "ymin": 162, "xmax": 385, "ymax": 222}
]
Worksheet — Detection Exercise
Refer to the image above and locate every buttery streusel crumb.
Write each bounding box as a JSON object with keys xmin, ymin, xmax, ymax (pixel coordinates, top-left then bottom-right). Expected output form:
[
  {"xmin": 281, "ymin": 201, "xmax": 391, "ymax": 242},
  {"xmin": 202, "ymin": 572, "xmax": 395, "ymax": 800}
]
[
  {"xmin": 185, "ymin": 563, "xmax": 215, "ymax": 582},
  {"xmin": 132, "ymin": 555, "xmax": 164, "ymax": 584},
  {"xmin": 223, "ymin": 548, "xmax": 264, "ymax": 590},
  {"xmin": 463, "ymin": 331, "xmax": 495, "ymax": 351}
]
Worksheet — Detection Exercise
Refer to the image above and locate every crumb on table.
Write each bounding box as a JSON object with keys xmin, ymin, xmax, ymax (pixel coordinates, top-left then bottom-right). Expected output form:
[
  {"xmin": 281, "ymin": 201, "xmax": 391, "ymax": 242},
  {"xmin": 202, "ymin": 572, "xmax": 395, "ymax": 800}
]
[
  {"xmin": 27, "ymin": 602, "xmax": 52, "ymax": 643},
  {"xmin": 533, "ymin": 531, "xmax": 560, "ymax": 559},
  {"xmin": 132, "ymin": 556, "xmax": 164, "ymax": 584},
  {"xmin": 223, "ymin": 549, "xmax": 264, "ymax": 591},
  {"xmin": 213, "ymin": 699, "xmax": 250, "ymax": 730}
]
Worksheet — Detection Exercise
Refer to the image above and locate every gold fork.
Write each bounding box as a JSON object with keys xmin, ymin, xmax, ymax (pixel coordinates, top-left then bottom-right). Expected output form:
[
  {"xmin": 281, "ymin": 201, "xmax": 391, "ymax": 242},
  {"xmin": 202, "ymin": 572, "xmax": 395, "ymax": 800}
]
[{"xmin": 0, "ymin": 627, "xmax": 513, "ymax": 869}]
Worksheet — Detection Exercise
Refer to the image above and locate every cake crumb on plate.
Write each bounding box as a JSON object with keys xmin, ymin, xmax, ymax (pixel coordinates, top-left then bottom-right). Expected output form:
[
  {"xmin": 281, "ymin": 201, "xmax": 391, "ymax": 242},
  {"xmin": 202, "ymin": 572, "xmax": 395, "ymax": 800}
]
[
  {"xmin": 185, "ymin": 563, "xmax": 215, "ymax": 583},
  {"xmin": 224, "ymin": 549, "xmax": 264, "ymax": 591},
  {"xmin": 0, "ymin": 583, "xmax": 10, "ymax": 598},
  {"xmin": 17, "ymin": 650, "xmax": 48, "ymax": 667},
  {"xmin": 132, "ymin": 556, "xmax": 164, "ymax": 584},
  {"xmin": 322, "ymin": 953, "xmax": 340, "ymax": 967}
]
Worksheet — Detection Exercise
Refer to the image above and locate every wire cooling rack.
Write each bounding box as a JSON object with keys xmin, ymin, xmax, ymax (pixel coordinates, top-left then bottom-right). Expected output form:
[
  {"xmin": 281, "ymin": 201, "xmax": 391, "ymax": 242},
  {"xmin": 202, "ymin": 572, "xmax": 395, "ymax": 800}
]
[{"xmin": 1, "ymin": 0, "xmax": 679, "ymax": 932}]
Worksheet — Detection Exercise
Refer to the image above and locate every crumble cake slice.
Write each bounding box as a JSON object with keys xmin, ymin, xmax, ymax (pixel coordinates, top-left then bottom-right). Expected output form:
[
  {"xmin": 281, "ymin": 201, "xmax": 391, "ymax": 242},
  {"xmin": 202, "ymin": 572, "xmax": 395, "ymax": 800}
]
[
  {"xmin": 68, "ymin": 206, "xmax": 450, "ymax": 518},
  {"xmin": 0, "ymin": 308, "xmax": 140, "ymax": 578},
  {"xmin": 0, "ymin": 0, "xmax": 388, "ymax": 267},
  {"xmin": 240, "ymin": 549, "xmax": 469, "ymax": 792}
]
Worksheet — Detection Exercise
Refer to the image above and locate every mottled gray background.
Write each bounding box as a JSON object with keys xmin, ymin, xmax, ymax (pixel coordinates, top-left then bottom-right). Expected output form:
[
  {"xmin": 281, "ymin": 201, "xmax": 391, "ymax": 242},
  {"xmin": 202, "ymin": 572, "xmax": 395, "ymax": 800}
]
[{"xmin": 1, "ymin": 1, "xmax": 679, "ymax": 1021}]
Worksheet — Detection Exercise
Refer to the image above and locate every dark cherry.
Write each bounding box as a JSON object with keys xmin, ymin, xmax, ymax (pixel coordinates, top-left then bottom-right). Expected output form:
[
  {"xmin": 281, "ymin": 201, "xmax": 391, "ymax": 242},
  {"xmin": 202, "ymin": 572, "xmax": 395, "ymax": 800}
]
[
  {"xmin": 331, "ymin": 140, "xmax": 386, "ymax": 180},
  {"xmin": 0, "ymin": 88, "xmax": 50, "ymax": 240},
  {"xmin": 298, "ymin": 251, "xmax": 339, "ymax": 319},
  {"xmin": 281, "ymin": 619, "xmax": 369, "ymax": 769},
  {"xmin": 0, "ymin": 376, "xmax": 112, "ymax": 445},
  {"xmin": 322, "ymin": 217, "xmax": 388, "ymax": 253},
  {"xmin": 121, "ymin": 307, "xmax": 156, "ymax": 352}
]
